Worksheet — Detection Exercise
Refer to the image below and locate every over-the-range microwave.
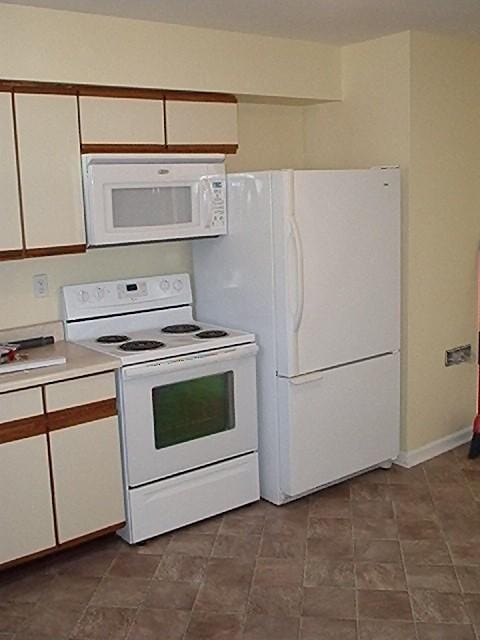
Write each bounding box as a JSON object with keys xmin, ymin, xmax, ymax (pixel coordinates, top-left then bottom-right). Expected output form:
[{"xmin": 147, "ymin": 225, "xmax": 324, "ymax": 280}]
[{"xmin": 82, "ymin": 154, "xmax": 227, "ymax": 246}]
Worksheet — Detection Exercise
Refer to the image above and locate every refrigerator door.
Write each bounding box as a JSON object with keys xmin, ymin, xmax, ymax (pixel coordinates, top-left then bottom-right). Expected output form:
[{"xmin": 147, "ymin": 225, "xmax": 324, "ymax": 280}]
[
  {"xmin": 274, "ymin": 168, "xmax": 401, "ymax": 377},
  {"xmin": 278, "ymin": 352, "xmax": 400, "ymax": 498}
]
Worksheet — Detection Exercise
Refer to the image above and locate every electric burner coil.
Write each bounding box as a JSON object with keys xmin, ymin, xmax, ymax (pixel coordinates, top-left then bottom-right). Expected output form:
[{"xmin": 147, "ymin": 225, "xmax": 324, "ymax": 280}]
[
  {"xmin": 119, "ymin": 340, "xmax": 165, "ymax": 351},
  {"xmin": 161, "ymin": 324, "xmax": 201, "ymax": 334},
  {"xmin": 195, "ymin": 330, "xmax": 228, "ymax": 339}
]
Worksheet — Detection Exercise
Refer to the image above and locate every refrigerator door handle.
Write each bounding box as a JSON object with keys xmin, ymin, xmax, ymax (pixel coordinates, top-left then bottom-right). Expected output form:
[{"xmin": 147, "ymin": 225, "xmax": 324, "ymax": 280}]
[{"xmin": 289, "ymin": 216, "xmax": 305, "ymax": 333}]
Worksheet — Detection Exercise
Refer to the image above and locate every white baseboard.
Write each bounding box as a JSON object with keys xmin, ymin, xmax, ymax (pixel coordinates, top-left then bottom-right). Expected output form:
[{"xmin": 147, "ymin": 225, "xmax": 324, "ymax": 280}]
[{"xmin": 395, "ymin": 426, "xmax": 472, "ymax": 468}]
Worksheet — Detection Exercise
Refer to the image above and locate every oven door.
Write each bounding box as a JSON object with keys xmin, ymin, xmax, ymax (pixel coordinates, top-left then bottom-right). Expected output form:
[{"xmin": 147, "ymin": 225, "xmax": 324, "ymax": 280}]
[
  {"xmin": 84, "ymin": 160, "xmax": 226, "ymax": 245},
  {"xmin": 119, "ymin": 344, "xmax": 258, "ymax": 487}
]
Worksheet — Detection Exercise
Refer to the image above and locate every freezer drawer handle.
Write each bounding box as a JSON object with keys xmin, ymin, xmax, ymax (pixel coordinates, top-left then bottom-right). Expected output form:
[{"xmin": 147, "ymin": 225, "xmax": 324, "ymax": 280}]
[{"xmin": 288, "ymin": 371, "xmax": 324, "ymax": 385}]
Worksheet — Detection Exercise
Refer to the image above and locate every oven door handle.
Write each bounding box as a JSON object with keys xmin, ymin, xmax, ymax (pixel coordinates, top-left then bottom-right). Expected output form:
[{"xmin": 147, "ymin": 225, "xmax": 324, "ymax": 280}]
[{"xmin": 122, "ymin": 343, "xmax": 258, "ymax": 380}]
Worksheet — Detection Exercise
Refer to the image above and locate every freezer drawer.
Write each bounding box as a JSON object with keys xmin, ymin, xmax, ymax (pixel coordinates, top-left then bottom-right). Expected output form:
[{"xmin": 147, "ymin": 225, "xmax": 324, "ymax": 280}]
[{"xmin": 278, "ymin": 352, "xmax": 400, "ymax": 498}]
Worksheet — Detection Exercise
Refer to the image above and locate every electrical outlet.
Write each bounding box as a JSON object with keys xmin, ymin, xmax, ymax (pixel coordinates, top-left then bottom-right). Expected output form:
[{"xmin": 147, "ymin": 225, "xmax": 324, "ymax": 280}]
[
  {"xmin": 445, "ymin": 344, "xmax": 472, "ymax": 366},
  {"xmin": 33, "ymin": 274, "xmax": 49, "ymax": 298}
]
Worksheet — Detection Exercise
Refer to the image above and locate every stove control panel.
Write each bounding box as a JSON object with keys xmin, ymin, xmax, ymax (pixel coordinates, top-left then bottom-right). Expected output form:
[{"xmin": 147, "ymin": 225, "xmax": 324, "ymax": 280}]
[{"xmin": 62, "ymin": 273, "xmax": 192, "ymax": 321}]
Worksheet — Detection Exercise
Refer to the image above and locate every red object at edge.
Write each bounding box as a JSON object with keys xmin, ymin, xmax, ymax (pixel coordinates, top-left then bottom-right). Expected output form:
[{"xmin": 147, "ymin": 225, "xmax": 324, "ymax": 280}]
[{"xmin": 474, "ymin": 412, "xmax": 480, "ymax": 435}]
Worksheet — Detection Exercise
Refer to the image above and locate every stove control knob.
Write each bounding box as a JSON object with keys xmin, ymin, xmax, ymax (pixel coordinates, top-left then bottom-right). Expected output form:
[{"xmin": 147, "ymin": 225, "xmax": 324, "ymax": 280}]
[
  {"xmin": 95, "ymin": 287, "xmax": 105, "ymax": 300},
  {"xmin": 173, "ymin": 279, "xmax": 183, "ymax": 291},
  {"xmin": 78, "ymin": 289, "xmax": 90, "ymax": 304},
  {"xmin": 160, "ymin": 279, "xmax": 170, "ymax": 292}
]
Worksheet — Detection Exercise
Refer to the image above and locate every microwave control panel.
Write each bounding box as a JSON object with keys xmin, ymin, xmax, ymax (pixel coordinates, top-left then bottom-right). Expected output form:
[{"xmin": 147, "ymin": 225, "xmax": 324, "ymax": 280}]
[{"xmin": 209, "ymin": 179, "xmax": 226, "ymax": 230}]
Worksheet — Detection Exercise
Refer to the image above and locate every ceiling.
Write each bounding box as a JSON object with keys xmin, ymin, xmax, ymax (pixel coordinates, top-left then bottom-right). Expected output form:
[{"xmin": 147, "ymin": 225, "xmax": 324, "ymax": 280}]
[{"xmin": 2, "ymin": 0, "xmax": 480, "ymax": 45}]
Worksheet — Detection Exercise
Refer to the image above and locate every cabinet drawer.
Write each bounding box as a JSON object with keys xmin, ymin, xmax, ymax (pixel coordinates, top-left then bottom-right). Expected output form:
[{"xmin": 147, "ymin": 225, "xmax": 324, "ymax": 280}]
[
  {"xmin": 165, "ymin": 101, "xmax": 238, "ymax": 146},
  {"xmin": 80, "ymin": 97, "xmax": 165, "ymax": 145},
  {"xmin": 0, "ymin": 387, "xmax": 43, "ymax": 423},
  {"xmin": 0, "ymin": 387, "xmax": 46, "ymax": 443},
  {"xmin": 45, "ymin": 372, "xmax": 116, "ymax": 412}
]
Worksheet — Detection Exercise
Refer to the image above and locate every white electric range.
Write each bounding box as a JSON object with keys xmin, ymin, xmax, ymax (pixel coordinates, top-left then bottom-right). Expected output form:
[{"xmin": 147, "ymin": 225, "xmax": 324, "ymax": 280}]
[{"xmin": 62, "ymin": 273, "xmax": 259, "ymax": 543}]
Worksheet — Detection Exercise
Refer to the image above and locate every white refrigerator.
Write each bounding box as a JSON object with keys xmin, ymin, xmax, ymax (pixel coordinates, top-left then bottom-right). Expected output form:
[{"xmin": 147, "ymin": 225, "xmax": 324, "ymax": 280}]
[{"xmin": 193, "ymin": 168, "xmax": 401, "ymax": 505}]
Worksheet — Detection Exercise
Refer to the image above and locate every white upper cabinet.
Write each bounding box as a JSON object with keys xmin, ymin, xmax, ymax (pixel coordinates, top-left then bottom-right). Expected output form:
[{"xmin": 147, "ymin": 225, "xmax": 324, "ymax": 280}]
[
  {"xmin": 15, "ymin": 94, "xmax": 85, "ymax": 251},
  {"xmin": 0, "ymin": 93, "xmax": 22, "ymax": 255},
  {"xmin": 0, "ymin": 84, "xmax": 238, "ymax": 263},
  {"xmin": 165, "ymin": 100, "xmax": 238, "ymax": 146},
  {"xmin": 79, "ymin": 97, "xmax": 165, "ymax": 145}
]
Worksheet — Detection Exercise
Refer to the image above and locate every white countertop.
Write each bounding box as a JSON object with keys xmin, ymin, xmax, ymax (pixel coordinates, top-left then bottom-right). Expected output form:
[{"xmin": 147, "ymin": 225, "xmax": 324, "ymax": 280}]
[
  {"xmin": 0, "ymin": 341, "xmax": 120, "ymax": 394},
  {"xmin": 0, "ymin": 321, "xmax": 120, "ymax": 394}
]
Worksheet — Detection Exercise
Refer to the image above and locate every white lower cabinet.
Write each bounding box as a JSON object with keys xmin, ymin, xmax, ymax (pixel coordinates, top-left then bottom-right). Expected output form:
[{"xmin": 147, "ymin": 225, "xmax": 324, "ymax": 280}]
[
  {"xmin": 0, "ymin": 435, "xmax": 56, "ymax": 565},
  {"xmin": 0, "ymin": 372, "xmax": 125, "ymax": 568},
  {"xmin": 49, "ymin": 416, "xmax": 125, "ymax": 543}
]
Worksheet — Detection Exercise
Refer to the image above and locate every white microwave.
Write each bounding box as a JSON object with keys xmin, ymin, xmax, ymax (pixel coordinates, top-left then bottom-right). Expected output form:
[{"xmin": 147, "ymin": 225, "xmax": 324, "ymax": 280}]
[{"xmin": 82, "ymin": 154, "xmax": 227, "ymax": 246}]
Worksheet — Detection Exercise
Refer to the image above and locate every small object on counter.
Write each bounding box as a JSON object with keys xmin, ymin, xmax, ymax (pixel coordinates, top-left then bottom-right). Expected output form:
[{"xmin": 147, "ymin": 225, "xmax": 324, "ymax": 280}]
[
  {"xmin": 0, "ymin": 344, "xmax": 17, "ymax": 363},
  {"xmin": 7, "ymin": 335, "xmax": 55, "ymax": 351}
]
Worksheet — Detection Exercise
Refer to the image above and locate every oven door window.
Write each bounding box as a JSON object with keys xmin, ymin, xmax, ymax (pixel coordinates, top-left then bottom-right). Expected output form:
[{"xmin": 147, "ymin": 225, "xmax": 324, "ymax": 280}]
[
  {"xmin": 111, "ymin": 186, "xmax": 193, "ymax": 228},
  {"xmin": 152, "ymin": 372, "xmax": 235, "ymax": 449}
]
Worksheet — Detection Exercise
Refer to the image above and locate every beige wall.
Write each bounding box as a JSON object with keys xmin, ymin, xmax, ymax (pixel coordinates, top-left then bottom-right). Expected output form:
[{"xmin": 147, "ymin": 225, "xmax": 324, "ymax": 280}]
[
  {"xmin": 0, "ymin": 244, "xmax": 190, "ymax": 331},
  {"xmin": 304, "ymin": 30, "xmax": 480, "ymax": 453},
  {"xmin": 0, "ymin": 102, "xmax": 305, "ymax": 330},
  {"xmin": 0, "ymin": 3, "xmax": 340, "ymax": 101},
  {"xmin": 406, "ymin": 32, "xmax": 480, "ymax": 450},
  {"xmin": 304, "ymin": 31, "xmax": 411, "ymax": 170},
  {"xmin": 227, "ymin": 103, "xmax": 305, "ymax": 172}
]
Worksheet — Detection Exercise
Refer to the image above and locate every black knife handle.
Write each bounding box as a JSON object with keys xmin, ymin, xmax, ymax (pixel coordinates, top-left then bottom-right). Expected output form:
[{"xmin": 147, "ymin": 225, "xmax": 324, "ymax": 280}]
[{"xmin": 9, "ymin": 336, "xmax": 55, "ymax": 351}]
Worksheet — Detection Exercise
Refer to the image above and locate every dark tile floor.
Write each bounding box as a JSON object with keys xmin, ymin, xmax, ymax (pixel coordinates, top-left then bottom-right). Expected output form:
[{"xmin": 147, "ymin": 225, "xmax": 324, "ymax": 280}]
[{"xmin": 2, "ymin": 444, "xmax": 480, "ymax": 639}]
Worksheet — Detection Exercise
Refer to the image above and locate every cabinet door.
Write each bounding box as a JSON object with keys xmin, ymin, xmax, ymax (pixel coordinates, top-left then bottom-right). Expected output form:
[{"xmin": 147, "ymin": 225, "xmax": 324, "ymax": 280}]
[
  {"xmin": 79, "ymin": 97, "xmax": 165, "ymax": 145},
  {"xmin": 0, "ymin": 93, "xmax": 22, "ymax": 257},
  {"xmin": 0, "ymin": 387, "xmax": 55, "ymax": 564},
  {"xmin": 45, "ymin": 372, "xmax": 124, "ymax": 543},
  {"xmin": 15, "ymin": 94, "xmax": 85, "ymax": 253},
  {"xmin": 165, "ymin": 100, "xmax": 238, "ymax": 146},
  {"xmin": 0, "ymin": 435, "xmax": 56, "ymax": 564},
  {"xmin": 49, "ymin": 417, "xmax": 125, "ymax": 543}
]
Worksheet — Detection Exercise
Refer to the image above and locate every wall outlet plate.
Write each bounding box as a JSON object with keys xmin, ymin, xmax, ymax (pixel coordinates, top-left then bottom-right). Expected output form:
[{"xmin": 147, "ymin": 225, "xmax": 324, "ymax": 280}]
[
  {"xmin": 445, "ymin": 344, "xmax": 472, "ymax": 366},
  {"xmin": 33, "ymin": 274, "xmax": 49, "ymax": 298}
]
